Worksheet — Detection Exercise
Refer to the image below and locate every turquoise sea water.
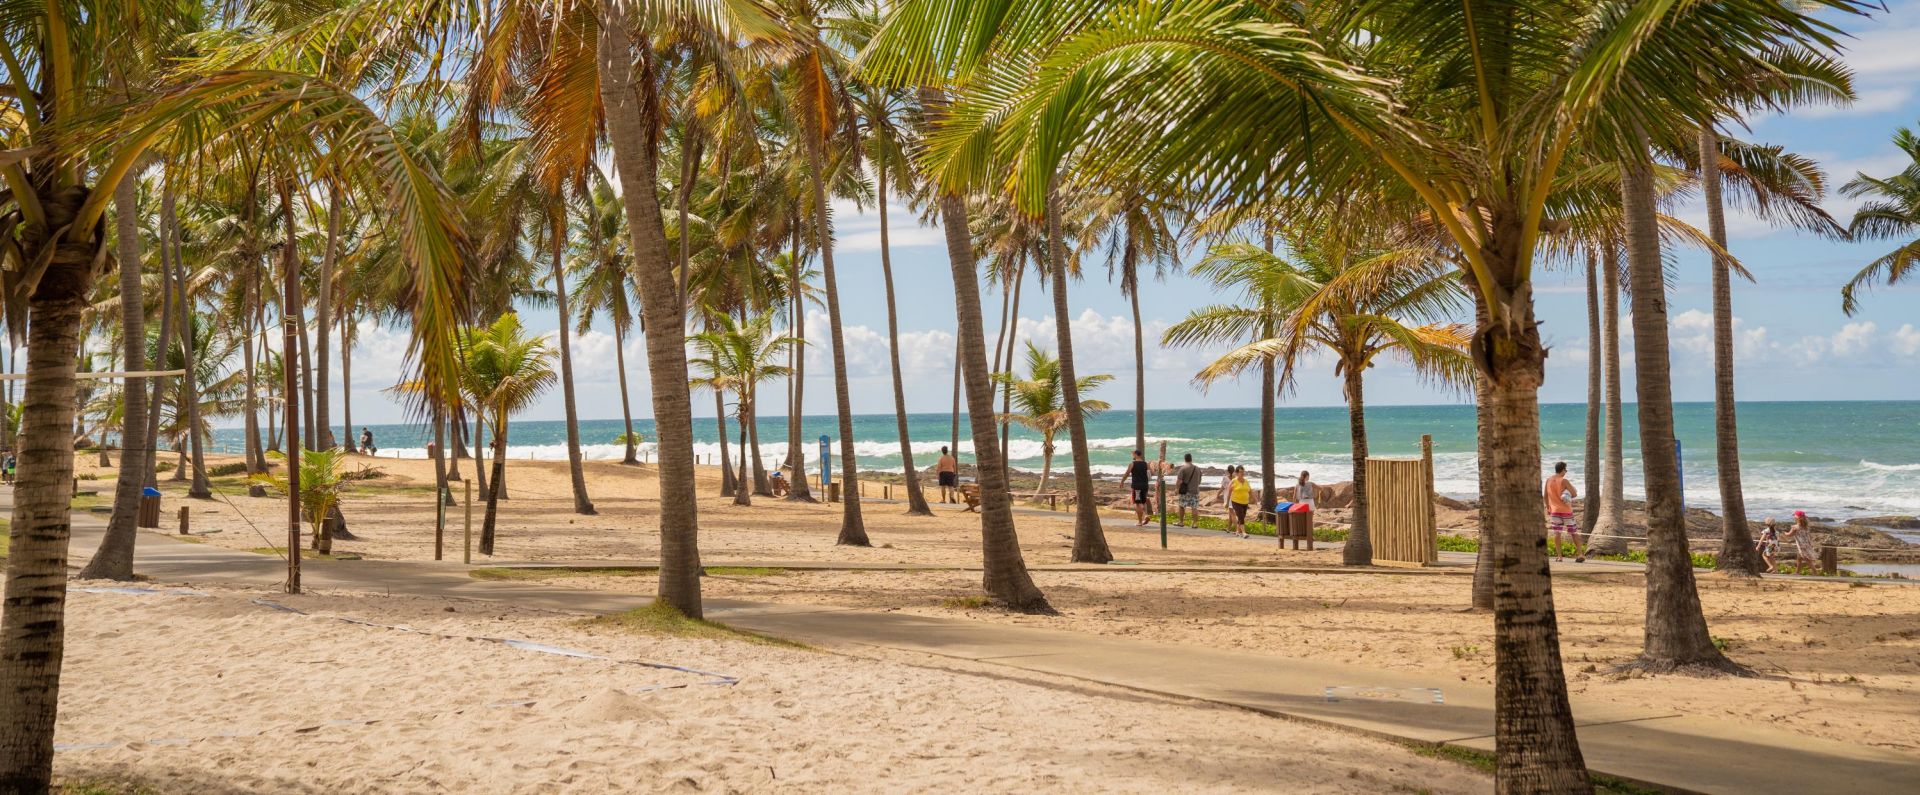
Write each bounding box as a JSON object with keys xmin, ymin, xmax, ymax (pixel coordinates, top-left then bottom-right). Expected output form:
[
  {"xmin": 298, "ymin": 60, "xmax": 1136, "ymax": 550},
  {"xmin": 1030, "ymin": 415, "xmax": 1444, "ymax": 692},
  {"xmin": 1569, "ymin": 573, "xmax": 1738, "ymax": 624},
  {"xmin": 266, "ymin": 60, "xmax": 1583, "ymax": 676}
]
[{"xmin": 212, "ymin": 400, "xmax": 1920, "ymax": 521}]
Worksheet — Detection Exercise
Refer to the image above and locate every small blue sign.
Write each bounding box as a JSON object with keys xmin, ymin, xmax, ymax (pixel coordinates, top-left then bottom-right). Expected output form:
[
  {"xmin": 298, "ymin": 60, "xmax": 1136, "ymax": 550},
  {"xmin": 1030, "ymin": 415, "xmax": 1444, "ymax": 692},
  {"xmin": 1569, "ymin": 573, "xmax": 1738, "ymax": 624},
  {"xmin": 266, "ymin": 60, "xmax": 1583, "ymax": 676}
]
[
  {"xmin": 819, "ymin": 435, "xmax": 832, "ymax": 486},
  {"xmin": 142, "ymin": 487, "xmax": 163, "ymax": 498}
]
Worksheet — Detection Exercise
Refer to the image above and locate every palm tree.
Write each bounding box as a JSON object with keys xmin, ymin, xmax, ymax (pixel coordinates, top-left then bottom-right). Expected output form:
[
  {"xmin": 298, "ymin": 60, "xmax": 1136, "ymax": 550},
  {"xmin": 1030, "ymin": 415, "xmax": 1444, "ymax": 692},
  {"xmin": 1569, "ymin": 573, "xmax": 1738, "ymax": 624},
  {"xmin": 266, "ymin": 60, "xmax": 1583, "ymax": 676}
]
[
  {"xmin": 568, "ymin": 175, "xmax": 643, "ymax": 466},
  {"xmin": 1167, "ymin": 224, "xmax": 1471, "ymax": 566},
  {"xmin": 1840, "ymin": 124, "xmax": 1920, "ymax": 314},
  {"xmin": 1588, "ymin": 243, "xmax": 1630, "ymax": 557},
  {"xmin": 460, "ymin": 314, "xmax": 557, "ymax": 556},
  {"xmin": 692, "ymin": 315, "xmax": 799, "ymax": 508},
  {"xmin": 540, "ymin": 197, "xmax": 596, "ymax": 515},
  {"xmin": 1076, "ymin": 185, "xmax": 1183, "ymax": 455},
  {"xmin": 994, "ymin": 342, "xmax": 1112, "ymax": 497},
  {"xmin": 1041, "ymin": 184, "xmax": 1113, "ymax": 563},
  {"xmin": 252, "ymin": 445, "xmax": 352, "ymax": 555}
]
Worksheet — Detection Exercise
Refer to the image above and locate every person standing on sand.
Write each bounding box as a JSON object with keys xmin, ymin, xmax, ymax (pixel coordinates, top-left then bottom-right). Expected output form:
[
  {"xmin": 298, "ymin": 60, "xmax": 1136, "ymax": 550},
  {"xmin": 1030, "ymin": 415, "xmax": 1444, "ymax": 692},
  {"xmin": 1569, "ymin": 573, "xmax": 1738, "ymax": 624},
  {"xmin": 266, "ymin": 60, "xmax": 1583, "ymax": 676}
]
[
  {"xmin": 1294, "ymin": 470, "xmax": 1316, "ymax": 510},
  {"xmin": 936, "ymin": 447, "xmax": 958, "ymax": 503},
  {"xmin": 1125, "ymin": 449, "xmax": 1152, "ymax": 526},
  {"xmin": 1787, "ymin": 510, "xmax": 1818, "ymax": 572},
  {"xmin": 1228, "ymin": 467, "xmax": 1253, "ymax": 538},
  {"xmin": 1173, "ymin": 454, "xmax": 1201, "ymax": 527},
  {"xmin": 361, "ymin": 427, "xmax": 377, "ymax": 455},
  {"xmin": 1544, "ymin": 461, "xmax": 1585, "ymax": 562}
]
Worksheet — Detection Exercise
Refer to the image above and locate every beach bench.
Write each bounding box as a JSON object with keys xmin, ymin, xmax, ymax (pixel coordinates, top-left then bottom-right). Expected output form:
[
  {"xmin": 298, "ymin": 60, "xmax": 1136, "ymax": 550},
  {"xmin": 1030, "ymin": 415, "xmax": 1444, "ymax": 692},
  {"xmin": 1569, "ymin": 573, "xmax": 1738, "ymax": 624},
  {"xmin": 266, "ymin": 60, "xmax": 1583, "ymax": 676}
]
[{"xmin": 958, "ymin": 483, "xmax": 981, "ymax": 513}]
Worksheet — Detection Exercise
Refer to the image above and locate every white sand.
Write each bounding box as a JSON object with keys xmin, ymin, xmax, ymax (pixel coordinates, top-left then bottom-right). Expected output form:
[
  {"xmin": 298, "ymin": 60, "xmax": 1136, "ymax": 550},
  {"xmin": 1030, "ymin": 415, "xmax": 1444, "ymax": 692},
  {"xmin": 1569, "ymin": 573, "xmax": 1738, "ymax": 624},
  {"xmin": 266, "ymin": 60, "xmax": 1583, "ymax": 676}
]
[{"xmin": 50, "ymin": 581, "xmax": 1490, "ymax": 793}]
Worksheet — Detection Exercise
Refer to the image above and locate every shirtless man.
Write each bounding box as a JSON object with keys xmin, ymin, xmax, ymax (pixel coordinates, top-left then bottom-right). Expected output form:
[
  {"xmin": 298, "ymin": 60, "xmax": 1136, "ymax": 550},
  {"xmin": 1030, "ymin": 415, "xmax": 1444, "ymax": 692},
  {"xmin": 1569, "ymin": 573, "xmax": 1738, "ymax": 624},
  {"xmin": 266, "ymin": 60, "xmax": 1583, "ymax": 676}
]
[
  {"xmin": 1544, "ymin": 461, "xmax": 1585, "ymax": 562},
  {"xmin": 936, "ymin": 447, "xmax": 959, "ymax": 503}
]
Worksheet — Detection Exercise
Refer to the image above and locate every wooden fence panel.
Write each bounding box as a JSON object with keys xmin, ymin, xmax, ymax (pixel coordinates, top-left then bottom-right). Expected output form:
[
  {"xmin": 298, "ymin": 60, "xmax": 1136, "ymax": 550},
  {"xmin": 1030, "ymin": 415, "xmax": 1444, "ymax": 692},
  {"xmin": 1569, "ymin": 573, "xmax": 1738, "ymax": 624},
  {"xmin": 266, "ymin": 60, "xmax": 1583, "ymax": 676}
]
[{"xmin": 1365, "ymin": 451, "xmax": 1436, "ymax": 567}]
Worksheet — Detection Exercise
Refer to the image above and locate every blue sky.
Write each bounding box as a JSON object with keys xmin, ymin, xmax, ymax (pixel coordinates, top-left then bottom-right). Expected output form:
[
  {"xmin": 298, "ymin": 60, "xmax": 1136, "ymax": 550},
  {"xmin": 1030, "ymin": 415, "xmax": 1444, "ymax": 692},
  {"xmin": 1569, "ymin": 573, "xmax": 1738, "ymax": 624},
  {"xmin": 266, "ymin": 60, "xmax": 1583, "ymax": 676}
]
[{"xmin": 332, "ymin": 4, "xmax": 1920, "ymax": 425}]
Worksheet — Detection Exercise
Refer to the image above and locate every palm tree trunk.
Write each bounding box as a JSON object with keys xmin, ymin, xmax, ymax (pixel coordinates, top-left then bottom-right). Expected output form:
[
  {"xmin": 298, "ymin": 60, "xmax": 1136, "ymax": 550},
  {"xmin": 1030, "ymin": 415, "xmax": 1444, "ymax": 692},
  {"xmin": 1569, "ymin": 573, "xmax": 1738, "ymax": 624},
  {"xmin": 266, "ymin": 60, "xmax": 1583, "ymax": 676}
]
[
  {"xmin": 1260, "ymin": 357, "xmax": 1276, "ymax": 518},
  {"xmin": 1622, "ymin": 152, "xmax": 1736, "ymax": 671},
  {"xmin": 1700, "ymin": 126, "xmax": 1759, "ymax": 576},
  {"xmin": 0, "ymin": 221, "xmax": 100, "ymax": 789},
  {"xmin": 433, "ymin": 407, "xmax": 452, "ymax": 508},
  {"xmin": 1470, "ymin": 363, "xmax": 1496, "ymax": 611},
  {"xmin": 472, "ymin": 412, "xmax": 489, "ymax": 497},
  {"xmin": 615, "ymin": 322, "xmax": 639, "ymax": 465},
  {"xmin": 84, "ymin": 171, "xmax": 151, "ymax": 581},
  {"xmin": 715, "ymin": 389, "xmax": 736, "ymax": 496},
  {"xmin": 315, "ymin": 179, "xmax": 340, "ymax": 450},
  {"xmin": 1000, "ymin": 261, "xmax": 1025, "ymax": 485},
  {"xmin": 1128, "ymin": 275, "xmax": 1146, "ymax": 456},
  {"xmin": 876, "ymin": 154, "xmax": 932, "ymax": 516},
  {"xmin": 784, "ymin": 219, "xmax": 815, "ymax": 502},
  {"xmin": 1037, "ymin": 442, "xmax": 1053, "ymax": 496},
  {"xmin": 734, "ymin": 411, "xmax": 751, "ymax": 507},
  {"xmin": 1583, "ymin": 250, "xmax": 1603, "ymax": 538},
  {"xmin": 177, "ymin": 206, "xmax": 211, "ymax": 499},
  {"xmin": 950, "ymin": 335, "xmax": 962, "ymax": 456},
  {"xmin": 480, "ymin": 415, "xmax": 508, "ymax": 556},
  {"xmin": 1589, "ymin": 245, "xmax": 1628, "ymax": 555},
  {"xmin": 749, "ymin": 403, "xmax": 769, "ymax": 495},
  {"xmin": 1340, "ymin": 362, "xmax": 1372, "ymax": 567},
  {"xmin": 806, "ymin": 130, "xmax": 869, "ymax": 547},
  {"xmin": 550, "ymin": 213, "xmax": 596, "ymax": 515},
  {"xmin": 280, "ymin": 178, "xmax": 305, "ymax": 593},
  {"xmin": 144, "ymin": 188, "xmax": 177, "ymax": 490},
  {"xmin": 1047, "ymin": 185, "xmax": 1111, "ymax": 563},
  {"xmin": 298, "ymin": 288, "xmax": 316, "ymax": 452},
  {"xmin": 921, "ymin": 91, "xmax": 1049, "ymax": 612},
  {"xmin": 341, "ymin": 313, "xmax": 356, "ymax": 454},
  {"xmin": 600, "ymin": 17, "xmax": 703, "ymax": 617}
]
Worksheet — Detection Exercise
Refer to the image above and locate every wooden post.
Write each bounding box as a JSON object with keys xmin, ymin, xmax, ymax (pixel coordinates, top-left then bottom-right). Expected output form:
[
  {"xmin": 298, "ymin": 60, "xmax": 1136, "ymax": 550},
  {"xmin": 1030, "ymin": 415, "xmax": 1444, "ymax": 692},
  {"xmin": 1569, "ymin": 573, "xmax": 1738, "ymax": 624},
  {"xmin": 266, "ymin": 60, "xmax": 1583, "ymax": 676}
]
[
  {"xmin": 177, "ymin": 505, "xmax": 190, "ymax": 535},
  {"xmin": 1422, "ymin": 434, "xmax": 1437, "ymax": 563},
  {"xmin": 463, "ymin": 479, "xmax": 473, "ymax": 565},
  {"xmin": 434, "ymin": 487, "xmax": 446, "ymax": 561},
  {"xmin": 1820, "ymin": 545, "xmax": 1838, "ymax": 576}
]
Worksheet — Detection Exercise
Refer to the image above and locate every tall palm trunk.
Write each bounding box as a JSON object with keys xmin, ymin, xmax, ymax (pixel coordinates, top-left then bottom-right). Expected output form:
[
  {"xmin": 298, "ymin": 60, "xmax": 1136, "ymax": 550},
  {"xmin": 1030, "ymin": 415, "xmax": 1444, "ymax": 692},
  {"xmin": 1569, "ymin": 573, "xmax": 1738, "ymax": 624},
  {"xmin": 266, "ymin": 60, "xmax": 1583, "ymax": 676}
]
[
  {"xmin": 84, "ymin": 172, "xmax": 151, "ymax": 581},
  {"xmin": 733, "ymin": 408, "xmax": 751, "ymax": 507},
  {"xmin": 299, "ymin": 293, "xmax": 315, "ymax": 452},
  {"xmin": 950, "ymin": 335, "xmax": 961, "ymax": 455},
  {"xmin": 1589, "ymin": 246, "xmax": 1628, "ymax": 555},
  {"xmin": 806, "ymin": 130, "xmax": 869, "ymax": 547},
  {"xmin": 480, "ymin": 414, "xmax": 508, "ymax": 555},
  {"xmin": 472, "ymin": 413, "xmax": 489, "ymax": 497},
  {"xmin": 177, "ymin": 207, "xmax": 211, "ymax": 498},
  {"xmin": 1046, "ymin": 185, "xmax": 1111, "ymax": 563},
  {"xmin": 280, "ymin": 179, "xmax": 305, "ymax": 593},
  {"xmin": 784, "ymin": 221, "xmax": 815, "ymax": 502},
  {"xmin": 144, "ymin": 188, "xmax": 178, "ymax": 490},
  {"xmin": 1127, "ymin": 263, "xmax": 1146, "ymax": 456},
  {"xmin": 1621, "ymin": 153, "xmax": 1735, "ymax": 671},
  {"xmin": 0, "ymin": 203, "xmax": 101, "ymax": 789},
  {"xmin": 1260, "ymin": 357, "xmax": 1276, "ymax": 519},
  {"xmin": 1036, "ymin": 441, "xmax": 1054, "ymax": 495},
  {"xmin": 1583, "ymin": 251, "xmax": 1602, "ymax": 537},
  {"xmin": 600, "ymin": 17, "xmax": 703, "ymax": 617},
  {"xmin": 1340, "ymin": 362, "xmax": 1372, "ymax": 566},
  {"xmin": 715, "ymin": 389, "xmax": 736, "ymax": 496},
  {"xmin": 934, "ymin": 187, "xmax": 1048, "ymax": 611},
  {"xmin": 315, "ymin": 179, "xmax": 341, "ymax": 450},
  {"xmin": 432, "ymin": 408, "xmax": 451, "ymax": 508},
  {"xmin": 341, "ymin": 313, "xmax": 356, "ymax": 453},
  {"xmin": 550, "ymin": 212, "xmax": 596, "ymax": 515},
  {"xmin": 614, "ymin": 322, "xmax": 639, "ymax": 464},
  {"xmin": 1700, "ymin": 127, "xmax": 1759, "ymax": 576},
  {"xmin": 876, "ymin": 154, "xmax": 932, "ymax": 515},
  {"xmin": 749, "ymin": 403, "xmax": 769, "ymax": 495},
  {"xmin": 999, "ymin": 261, "xmax": 1025, "ymax": 485}
]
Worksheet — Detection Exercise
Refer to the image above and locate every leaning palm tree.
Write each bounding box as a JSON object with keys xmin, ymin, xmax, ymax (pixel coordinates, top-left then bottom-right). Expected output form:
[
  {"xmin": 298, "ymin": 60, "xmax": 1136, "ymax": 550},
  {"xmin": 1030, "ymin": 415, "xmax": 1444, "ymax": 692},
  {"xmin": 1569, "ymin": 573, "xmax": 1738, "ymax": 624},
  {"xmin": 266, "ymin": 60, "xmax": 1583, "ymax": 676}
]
[
  {"xmin": 1840, "ymin": 124, "xmax": 1920, "ymax": 314},
  {"xmin": 460, "ymin": 314, "xmax": 557, "ymax": 557},
  {"xmin": 1167, "ymin": 222, "xmax": 1471, "ymax": 566},
  {"xmin": 994, "ymin": 342, "xmax": 1112, "ymax": 497}
]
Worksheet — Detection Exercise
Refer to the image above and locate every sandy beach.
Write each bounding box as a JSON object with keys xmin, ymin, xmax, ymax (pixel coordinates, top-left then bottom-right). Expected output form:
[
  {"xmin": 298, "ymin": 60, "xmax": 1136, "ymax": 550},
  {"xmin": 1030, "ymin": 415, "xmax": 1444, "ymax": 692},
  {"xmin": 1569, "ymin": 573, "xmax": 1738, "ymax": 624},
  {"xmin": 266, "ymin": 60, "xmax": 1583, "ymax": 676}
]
[{"xmin": 41, "ymin": 451, "xmax": 1918, "ymax": 791}]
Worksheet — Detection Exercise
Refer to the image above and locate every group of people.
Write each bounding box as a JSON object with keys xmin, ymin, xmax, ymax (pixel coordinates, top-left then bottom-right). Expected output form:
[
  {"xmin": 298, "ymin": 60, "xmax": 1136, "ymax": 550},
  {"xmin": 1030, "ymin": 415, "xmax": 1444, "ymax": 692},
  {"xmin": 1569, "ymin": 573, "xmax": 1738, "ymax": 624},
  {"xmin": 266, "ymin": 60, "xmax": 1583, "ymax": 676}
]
[
  {"xmin": 1546, "ymin": 461, "xmax": 1824, "ymax": 573},
  {"xmin": 1120, "ymin": 451, "xmax": 1316, "ymax": 538}
]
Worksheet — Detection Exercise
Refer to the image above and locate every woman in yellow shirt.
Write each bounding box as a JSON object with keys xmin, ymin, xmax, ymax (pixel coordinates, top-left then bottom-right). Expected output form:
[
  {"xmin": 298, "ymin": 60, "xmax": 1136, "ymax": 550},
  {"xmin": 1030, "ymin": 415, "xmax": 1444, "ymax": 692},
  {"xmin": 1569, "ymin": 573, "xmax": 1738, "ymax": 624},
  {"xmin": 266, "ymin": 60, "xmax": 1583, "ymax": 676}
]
[{"xmin": 1229, "ymin": 467, "xmax": 1252, "ymax": 538}]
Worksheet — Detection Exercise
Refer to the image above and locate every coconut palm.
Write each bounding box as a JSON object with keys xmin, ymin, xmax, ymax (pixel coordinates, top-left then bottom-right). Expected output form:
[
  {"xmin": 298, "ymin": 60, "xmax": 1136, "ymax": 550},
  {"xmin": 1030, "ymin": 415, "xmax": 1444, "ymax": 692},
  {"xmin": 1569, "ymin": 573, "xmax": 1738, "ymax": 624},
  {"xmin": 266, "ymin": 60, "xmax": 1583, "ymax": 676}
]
[
  {"xmin": 691, "ymin": 314, "xmax": 799, "ymax": 508},
  {"xmin": 1167, "ymin": 223, "xmax": 1471, "ymax": 566},
  {"xmin": 993, "ymin": 342, "xmax": 1112, "ymax": 498},
  {"xmin": 538, "ymin": 195, "xmax": 597, "ymax": 515},
  {"xmin": 1076, "ymin": 185, "xmax": 1184, "ymax": 455},
  {"xmin": 569, "ymin": 174, "xmax": 643, "ymax": 466},
  {"xmin": 1840, "ymin": 124, "xmax": 1920, "ymax": 314},
  {"xmin": 459, "ymin": 314, "xmax": 557, "ymax": 556},
  {"xmin": 251, "ymin": 445, "xmax": 352, "ymax": 555}
]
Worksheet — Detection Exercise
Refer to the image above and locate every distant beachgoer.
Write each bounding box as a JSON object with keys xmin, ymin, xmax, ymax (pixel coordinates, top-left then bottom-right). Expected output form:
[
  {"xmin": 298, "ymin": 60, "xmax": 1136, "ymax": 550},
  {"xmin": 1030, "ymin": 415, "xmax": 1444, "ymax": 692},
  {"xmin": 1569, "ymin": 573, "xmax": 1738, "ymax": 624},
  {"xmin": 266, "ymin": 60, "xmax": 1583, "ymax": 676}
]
[
  {"xmin": 1756, "ymin": 518, "xmax": 1780, "ymax": 573},
  {"xmin": 1544, "ymin": 462, "xmax": 1585, "ymax": 563},
  {"xmin": 2, "ymin": 453, "xmax": 14, "ymax": 485},
  {"xmin": 1294, "ymin": 471, "xmax": 1316, "ymax": 510},
  {"xmin": 770, "ymin": 469, "xmax": 789, "ymax": 497},
  {"xmin": 1173, "ymin": 454, "xmax": 1201, "ymax": 527},
  {"xmin": 1229, "ymin": 467, "xmax": 1252, "ymax": 538},
  {"xmin": 1788, "ymin": 510, "xmax": 1818, "ymax": 571},
  {"xmin": 1125, "ymin": 450, "xmax": 1152, "ymax": 526},
  {"xmin": 360, "ymin": 427, "xmax": 376, "ymax": 455},
  {"xmin": 936, "ymin": 447, "xmax": 959, "ymax": 503}
]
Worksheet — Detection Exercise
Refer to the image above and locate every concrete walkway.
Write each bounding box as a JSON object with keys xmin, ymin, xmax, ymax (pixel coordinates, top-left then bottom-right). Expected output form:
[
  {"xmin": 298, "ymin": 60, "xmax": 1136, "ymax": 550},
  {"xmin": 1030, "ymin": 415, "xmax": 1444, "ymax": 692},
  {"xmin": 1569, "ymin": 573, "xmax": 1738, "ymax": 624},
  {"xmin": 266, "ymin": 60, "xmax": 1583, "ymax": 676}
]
[{"xmin": 21, "ymin": 495, "xmax": 1920, "ymax": 794}]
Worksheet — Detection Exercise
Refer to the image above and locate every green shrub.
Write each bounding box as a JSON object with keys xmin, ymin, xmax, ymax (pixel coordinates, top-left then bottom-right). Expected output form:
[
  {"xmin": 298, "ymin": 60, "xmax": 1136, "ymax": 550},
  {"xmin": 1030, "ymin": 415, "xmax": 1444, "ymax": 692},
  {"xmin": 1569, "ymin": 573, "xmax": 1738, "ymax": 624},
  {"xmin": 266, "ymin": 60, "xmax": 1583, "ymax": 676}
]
[{"xmin": 209, "ymin": 462, "xmax": 248, "ymax": 477}]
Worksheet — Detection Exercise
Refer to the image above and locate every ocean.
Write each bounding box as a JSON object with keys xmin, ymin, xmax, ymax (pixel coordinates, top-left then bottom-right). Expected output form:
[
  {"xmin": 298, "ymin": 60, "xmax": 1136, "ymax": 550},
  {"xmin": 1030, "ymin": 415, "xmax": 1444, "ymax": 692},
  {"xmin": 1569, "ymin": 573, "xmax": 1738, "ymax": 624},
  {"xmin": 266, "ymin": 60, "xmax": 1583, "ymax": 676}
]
[{"xmin": 211, "ymin": 401, "xmax": 1920, "ymax": 523}]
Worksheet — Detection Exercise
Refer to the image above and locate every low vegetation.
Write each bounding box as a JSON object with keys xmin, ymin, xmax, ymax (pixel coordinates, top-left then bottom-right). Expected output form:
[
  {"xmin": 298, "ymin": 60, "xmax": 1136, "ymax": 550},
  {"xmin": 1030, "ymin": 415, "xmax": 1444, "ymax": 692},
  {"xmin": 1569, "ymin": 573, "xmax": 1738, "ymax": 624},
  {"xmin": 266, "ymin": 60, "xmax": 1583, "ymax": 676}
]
[
  {"xmin": 581, "ymin": 602, "xmax": 805, "ymax": 648},
  {"xmin": 470, "ymin": 566, "xmax": 788, "ymax": 581}
]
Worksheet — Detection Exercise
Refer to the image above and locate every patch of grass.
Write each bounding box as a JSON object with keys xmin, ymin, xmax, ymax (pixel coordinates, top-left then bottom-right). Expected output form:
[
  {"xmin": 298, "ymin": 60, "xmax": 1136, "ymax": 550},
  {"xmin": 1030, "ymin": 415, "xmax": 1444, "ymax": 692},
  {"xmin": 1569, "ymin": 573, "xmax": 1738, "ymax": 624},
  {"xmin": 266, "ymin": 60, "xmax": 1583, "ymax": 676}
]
[
  {"xmin": 1711, "ymin": 636, "xmax": 1735, "ymax": 652},
  {"xmin": 1437, "ymin": 534, "xmax": 1479, "ymax": 553},
  {"xmin": 59, "ymin": 779, "xmax": 161, "ymax": 795},
  {"xmin": 581, "ymin": 601, "xmax": 806, "ymax": 648},
  {"xmin": 1450, "ymin": 644, "xmax": 1480, "ymax": 660},
  {"xmin": 940, "ymin": 595, "xmax": 991, "ymax": 610},
  {"xmin": 703, "ymin": 566, "xmax": 787, "ymax": 577},
  {"xmin": 69, "ymin": 493, "xmax": 101, "ymax": 511},
  {"xmin": 246, "ymin": 547, "xmax": 355, "ymax": 561},
  {"xmin": 470, "ymin": 566, "xmax": 655, "ymax": 581},
  {"xmin": 1405, "ymin": 743, "xmax": 1662, "ymax": 795}
]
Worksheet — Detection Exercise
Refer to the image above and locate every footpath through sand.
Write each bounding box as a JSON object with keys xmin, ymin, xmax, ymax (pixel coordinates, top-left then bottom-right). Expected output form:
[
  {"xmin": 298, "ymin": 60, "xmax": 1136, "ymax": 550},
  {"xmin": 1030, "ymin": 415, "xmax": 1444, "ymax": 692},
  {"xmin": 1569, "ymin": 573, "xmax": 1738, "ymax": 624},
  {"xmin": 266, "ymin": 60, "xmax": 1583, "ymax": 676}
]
[{"xmin": 32, "ymin": 495, "xmax": 1920, "ymax": 795}]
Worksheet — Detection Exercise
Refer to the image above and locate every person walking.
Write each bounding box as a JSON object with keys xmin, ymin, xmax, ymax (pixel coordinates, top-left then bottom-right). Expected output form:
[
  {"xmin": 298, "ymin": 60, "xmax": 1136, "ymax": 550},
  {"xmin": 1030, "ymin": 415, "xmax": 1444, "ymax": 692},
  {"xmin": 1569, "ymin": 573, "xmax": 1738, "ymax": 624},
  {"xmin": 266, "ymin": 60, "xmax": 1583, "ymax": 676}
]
[
  {"xmin": 1787, "ymin": 510, "xmax": 1819, "ymax": 572},
  {"xmin": 1125, "ymin": 449, "xmax": 1152, "ymax": 526},
  {"xmin": 1173, "ymin": 454, "xmax": 1201, "ymax": 527},
  {"xmin": 1756, "ymin": 518, "xmax": 1780, "ymax": 573},
  {"xmin": 1228, "ymin": 466, "xmax": 1253, "ymax": 538},
  {"xmin": 1544, "ymin": 461, "xmax": 1585, "ymax": 562},
  {"xmin": 935, "ymin": 446, "xmax": 958, "ymax": 504},
  {"xmin": 360, "ymin": 427, "xmax": 377, "ymax": 455}
]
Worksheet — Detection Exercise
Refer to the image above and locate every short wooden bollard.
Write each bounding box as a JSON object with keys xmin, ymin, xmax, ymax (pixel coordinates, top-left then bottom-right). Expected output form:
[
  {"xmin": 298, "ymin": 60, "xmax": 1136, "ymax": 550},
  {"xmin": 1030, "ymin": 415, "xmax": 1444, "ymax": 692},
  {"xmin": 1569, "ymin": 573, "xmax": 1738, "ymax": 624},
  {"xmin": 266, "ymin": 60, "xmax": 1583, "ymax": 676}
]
[
  {"xmin": 177, "ymin": 506, "xmax": 190, "ymax": 535},
  {"xmin": 463, "ymin": 480, "xmax": 474, "ymax": 565},
  {"xmin": 1820, "ymin": 545, "xmax": 1838, "ymax": 576}
]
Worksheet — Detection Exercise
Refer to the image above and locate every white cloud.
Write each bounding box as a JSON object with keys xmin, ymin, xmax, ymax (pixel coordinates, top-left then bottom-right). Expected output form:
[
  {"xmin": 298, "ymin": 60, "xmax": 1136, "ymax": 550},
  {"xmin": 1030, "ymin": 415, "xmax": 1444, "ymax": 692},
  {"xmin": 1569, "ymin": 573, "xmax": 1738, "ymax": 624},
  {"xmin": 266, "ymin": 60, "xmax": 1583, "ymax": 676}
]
[
  {"xmin": 1829, "ymin": 321, "xmax": 1878, "ymax": 357},
  {"xmin": 1892, "ymin": 324, "xmax": 1920, "ymax": 357}
]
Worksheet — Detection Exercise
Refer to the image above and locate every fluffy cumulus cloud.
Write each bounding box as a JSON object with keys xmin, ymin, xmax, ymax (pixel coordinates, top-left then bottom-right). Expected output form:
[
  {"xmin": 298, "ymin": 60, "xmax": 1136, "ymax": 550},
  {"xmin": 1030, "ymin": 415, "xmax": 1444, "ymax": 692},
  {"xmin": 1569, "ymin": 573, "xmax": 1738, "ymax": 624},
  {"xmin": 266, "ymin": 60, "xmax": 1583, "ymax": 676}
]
[{"xmin": 1893, "ymin": 324, "xmax": 1920, "ymax": 357}]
